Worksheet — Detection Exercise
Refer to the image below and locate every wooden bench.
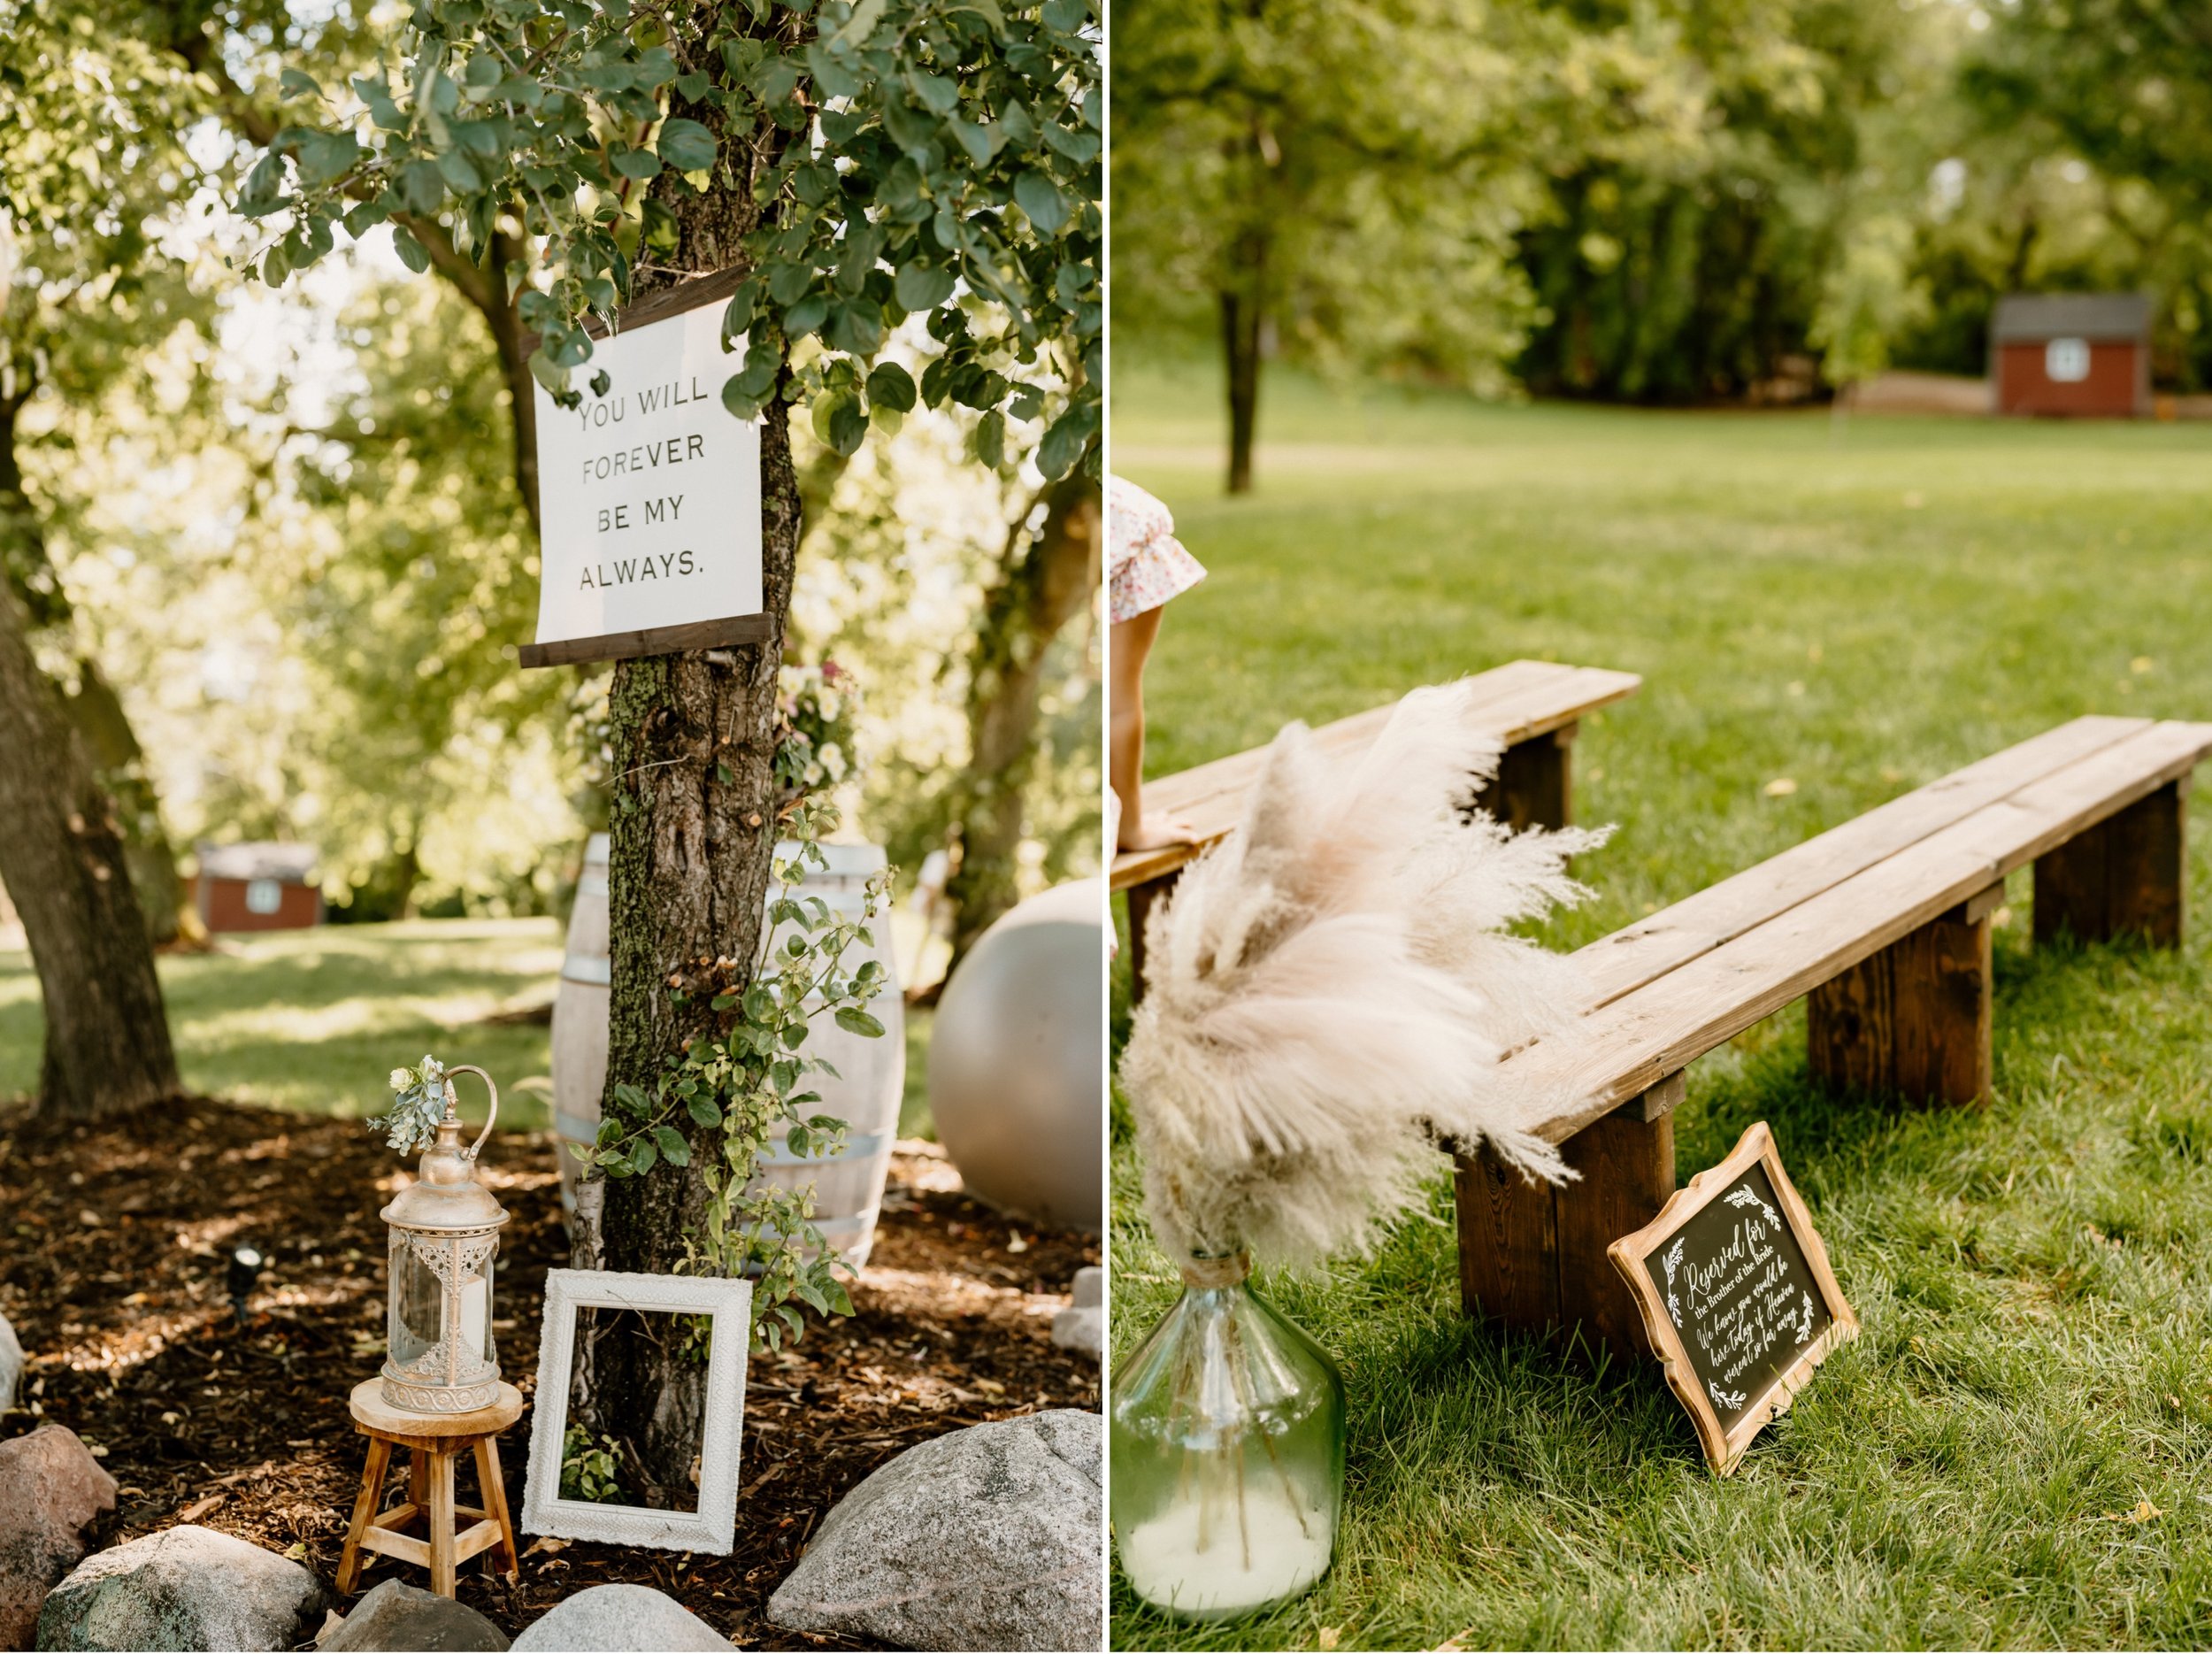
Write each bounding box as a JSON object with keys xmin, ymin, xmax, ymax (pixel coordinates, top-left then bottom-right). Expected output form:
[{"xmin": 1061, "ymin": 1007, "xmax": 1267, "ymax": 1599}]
[
  {"xmin": 1113, "ymin": 658, "xmax": 1643, "ymax": 995},
  {"xmin": 1453, "ymin": 714, "xmax": 2212, "ymax": 1356}
]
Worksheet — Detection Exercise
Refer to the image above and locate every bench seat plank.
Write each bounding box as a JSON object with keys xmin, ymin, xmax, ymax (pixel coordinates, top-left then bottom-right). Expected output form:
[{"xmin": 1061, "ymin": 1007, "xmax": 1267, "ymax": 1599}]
[
  {"xmin": 1576, "ymin": 715, "xmax": 2150, "ymax": 1010},
  {"xmin": 1111, "ymin": 659, "xmax": 1641, "ymax": 892},
  {"xmin": 1512, "ymin": 718, "xmax": 2212, "ymax": 1144}
]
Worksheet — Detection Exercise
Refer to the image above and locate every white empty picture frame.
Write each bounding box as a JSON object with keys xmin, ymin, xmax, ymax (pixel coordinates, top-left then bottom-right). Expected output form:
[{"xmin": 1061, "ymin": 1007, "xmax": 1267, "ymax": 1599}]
[{"xmin": 520, "ymin": 1267, "xmax": 750, "ymax": 1554}]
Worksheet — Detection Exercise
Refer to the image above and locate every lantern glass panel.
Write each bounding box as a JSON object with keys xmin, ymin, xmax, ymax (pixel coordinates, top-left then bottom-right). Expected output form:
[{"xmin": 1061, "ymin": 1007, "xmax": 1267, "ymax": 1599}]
[
  {"xmin": 388, "ymin": 1231, "xmax": 444, "ymax": 1377},
  {"xmin": 464, "ymin": 1249, "xmax": 497, "ymax": 1373}
]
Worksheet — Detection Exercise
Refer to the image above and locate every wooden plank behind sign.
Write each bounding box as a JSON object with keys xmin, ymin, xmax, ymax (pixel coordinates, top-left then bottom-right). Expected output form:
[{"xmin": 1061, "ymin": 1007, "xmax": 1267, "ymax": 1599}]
[
  {"xmin": 518, "ymin": 266, "xmax": 750, "ymax": 357},
  {"xmin": 1608, "ymin": 1121, "xmax": 1857, "ymax": 1474},
  {"xmin": 517, "ymin": 613, "xmax": 775, "ymax": 671}
]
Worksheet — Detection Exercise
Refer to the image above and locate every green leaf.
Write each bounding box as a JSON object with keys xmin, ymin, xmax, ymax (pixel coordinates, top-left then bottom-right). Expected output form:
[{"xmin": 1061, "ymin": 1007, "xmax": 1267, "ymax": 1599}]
[
  {"xmin": 975, "ymin": 408, "xmax": 1006, "ymax": 467},
  {"xmin": 651, "ymin": 1126, "xmax": 690, "ymax": 1166},
  {"xmin": 279, "ymin": 67, "xmax": 323, "ymax": 100},
  {"xmin": 1038, "ymin": 400, "xmax": 1098, "ymax": 479},
  {"xmin": 908, "ymin": 71, "xmax": 958, "ymax": 114},
  {"xmin": 833, "ymin": 0, "xmax": 887, "ymax": 44},
  {"xmin": 825, "ymin": 303, "xmax": 882, "ymax": 357},
  {"xmin": 630, "ymin": 1136, "xmax": 658, "ymax": 1173},
  {"xmin": 657, "ymin": 118, "xmax": 718, "ymax": 172},
  {"xmin": 296, "ymin": 131, "xmax": 360, "ymax": 188},
  {"xmin": 687, "ymin": 1093, "xmax": 723, "ymax": 1127},
  {"xmin": 391, "ymin": 227, "xmax": 431, "ymax": 273},
  {"xmin": 805, "ymin": 42, "xmax": 864, "ymax": 101},
  {"xmin": 865, "ymin": 361, "xmax": 917, "ymax": 412},
  {"xmin": 894, "ymin": 262, "xmax": 956, "ymax": 311},
  {"xmin": 244, "ymin": 151, "xmax": 284, "ymax": 204},
  {"xmin": 611, "ymin": 147, "xmax": 663, "ymax": 180},
  {"xmin": 834, "ymin": 1006, "xmax": 886, "ymax": 1038},
  {"xmin": 1041, "ymin": 0, "xmax": 1087, "ymax": 31},
  {"xmin": 946, "ymin": 114, "xmax": 997, "ymax": 166},
  {"xmin": 784, "ymin": 294, "xmax": 830, "ymax": 338},
  {"xmin": 1013, "ymin": 171, "xmax": 1069, "ymax": 234},
  {"xmin": 399, "ymin": 159, "xmax": 445, "ymax": 216},
  {"xmin": 1041, "ymin": 122, "xmax": 1100, "ymax": 165},
  {"xmin": 437, "ymin": 149, "xmax": 484, "ymax": 191},
  {"xmin": 826, "ymin": 393, "xmax": 869, "ymax": 456}
]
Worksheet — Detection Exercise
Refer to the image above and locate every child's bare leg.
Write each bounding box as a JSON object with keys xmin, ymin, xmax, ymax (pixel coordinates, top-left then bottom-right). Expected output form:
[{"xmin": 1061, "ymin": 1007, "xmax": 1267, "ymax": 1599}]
[{"xmin": 1110, "ymin": 610, "xmax": 1198, "ymax": 851}]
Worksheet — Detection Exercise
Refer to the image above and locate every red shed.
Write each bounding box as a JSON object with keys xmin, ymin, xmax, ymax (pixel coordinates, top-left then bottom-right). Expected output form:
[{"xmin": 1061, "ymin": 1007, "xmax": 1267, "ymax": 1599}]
[
  {"xmin": 194, "ymin": 842, "xmax": 322, "ymax": 934},
  {"xmin": 1991, "ymin": 293, "xmax": 2151, "ymax": 417}
]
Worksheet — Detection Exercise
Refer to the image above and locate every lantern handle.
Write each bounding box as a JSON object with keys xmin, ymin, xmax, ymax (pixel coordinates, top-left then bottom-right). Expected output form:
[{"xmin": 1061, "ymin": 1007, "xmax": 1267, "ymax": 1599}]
[{"xmin": 443, "ymin": 1064, "xmax": 500, "ymax": 1159}]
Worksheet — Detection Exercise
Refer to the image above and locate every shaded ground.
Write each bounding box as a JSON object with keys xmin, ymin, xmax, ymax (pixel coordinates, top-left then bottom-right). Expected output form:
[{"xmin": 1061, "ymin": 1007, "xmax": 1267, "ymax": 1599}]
[{"xmin": 0, "ymin": 1095, "xmax": 1095, "ymax": 1646}]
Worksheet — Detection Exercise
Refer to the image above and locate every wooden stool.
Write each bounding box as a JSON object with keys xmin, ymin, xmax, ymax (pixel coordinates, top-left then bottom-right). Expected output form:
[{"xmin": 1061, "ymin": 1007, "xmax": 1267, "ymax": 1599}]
[{"xmin": 338, "ymin": 1378, "xmax": 522, "ymax": 1598}]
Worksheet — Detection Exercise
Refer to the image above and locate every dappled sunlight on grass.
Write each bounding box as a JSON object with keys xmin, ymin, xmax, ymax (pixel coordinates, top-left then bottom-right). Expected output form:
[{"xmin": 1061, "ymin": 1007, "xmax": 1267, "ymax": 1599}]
[{"xmin": 0, "ymin": 918, "xmax": 560, "ymax": 1128}]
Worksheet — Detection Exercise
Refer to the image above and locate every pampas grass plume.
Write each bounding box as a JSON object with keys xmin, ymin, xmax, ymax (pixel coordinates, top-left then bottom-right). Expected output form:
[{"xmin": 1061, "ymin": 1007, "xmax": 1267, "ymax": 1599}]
[{"xmin": 1122, "ymin": 680, "xmax": 1609, "ymax": 1271}]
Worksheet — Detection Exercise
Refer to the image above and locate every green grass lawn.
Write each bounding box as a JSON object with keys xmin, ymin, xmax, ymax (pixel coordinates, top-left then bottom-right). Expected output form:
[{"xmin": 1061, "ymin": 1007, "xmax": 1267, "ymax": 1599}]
[
  {"xmin": 1110, "ymin": 356, "xmax": 2212, "ymax": 1650},
  {"xmin": 0, "ymin": 918, "xmax": 936, "ymax": 1139}
]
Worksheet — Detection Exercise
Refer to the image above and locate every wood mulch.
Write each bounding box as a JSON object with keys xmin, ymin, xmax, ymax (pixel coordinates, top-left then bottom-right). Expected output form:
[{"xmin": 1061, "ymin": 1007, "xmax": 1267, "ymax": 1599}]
[{"xmin": 0, "ymin": 1095, "xmax": 1100, "ymax": 1647}]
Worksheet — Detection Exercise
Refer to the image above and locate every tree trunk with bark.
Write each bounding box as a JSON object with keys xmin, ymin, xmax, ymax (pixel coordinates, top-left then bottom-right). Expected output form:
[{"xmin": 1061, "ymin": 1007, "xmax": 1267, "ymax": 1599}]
[
  {"xmin": 944, "ymin": 473, "xmax": 1102, "ymax": 966},
  {"xmin": 1222, "ymin": 227, "xmax": 1267, "ymax": 495},
  {"xmin": 1, "ymin": 401, "xmax": 186, "ymax": 945},
  {"xmin": 572, "ymin": 67, "xmax": 802, "ymax": 1498},
  {"xmin": 0, "ymin": 578, "xmax": 179, "ymax": 1119}
]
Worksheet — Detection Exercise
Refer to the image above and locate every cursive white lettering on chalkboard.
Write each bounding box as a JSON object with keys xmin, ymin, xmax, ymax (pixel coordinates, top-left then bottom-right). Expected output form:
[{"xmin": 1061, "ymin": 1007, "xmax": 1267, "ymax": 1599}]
[
  {"xmin": 1663, "ymin": 1237, "xmax": 1687, "ymax": 1327},
  {"xmin": 1683, "ymin": 1206, "xmax": 1813, "ymax": 1397}
]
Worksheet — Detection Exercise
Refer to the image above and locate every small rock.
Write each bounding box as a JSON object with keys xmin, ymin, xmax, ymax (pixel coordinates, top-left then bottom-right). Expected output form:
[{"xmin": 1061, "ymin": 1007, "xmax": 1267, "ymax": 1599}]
[
  {"xmin": 0, "ymin": 1426, "xmax": 118, "ymax": 1650},
  {"xmin": 35, "ymin": 1524, "xmax": 327, "ymax": 1651},
  {"xmin": 768, "ymin": 1409, "xmax": 1101, "ymax": 1651},
  {"xmin": 0, "ymin": 1313, "xmax": 21, "ymax": 1414},
  {"xmin": 1070, "ymin": 1266, "xmax": 1102, "ymax": 1310},
  {"xmin": 1050, "ymin": 1305, "xmax": 1102, "ymax": 1358},
  {"xmin": 508, "ymin": 1585, "xmax": 729, "ymax": 1652},
  {"xmin": 319, "ymin": 1580, "xmax": 507, "ymax": 1651}
]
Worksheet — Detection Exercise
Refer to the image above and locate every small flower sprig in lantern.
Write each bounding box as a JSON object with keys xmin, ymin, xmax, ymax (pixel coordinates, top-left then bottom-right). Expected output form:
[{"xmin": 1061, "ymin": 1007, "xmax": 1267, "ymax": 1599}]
[{"xmin": 370, "ymin": 1057, "xmax": 509, "ymax": 1414}]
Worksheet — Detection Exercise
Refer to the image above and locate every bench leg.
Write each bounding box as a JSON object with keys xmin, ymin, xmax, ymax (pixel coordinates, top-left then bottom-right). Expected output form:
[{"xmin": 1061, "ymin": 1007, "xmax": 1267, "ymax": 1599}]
[
  {"xmin": 1455, "ymin": 1073, "xmax": 1679, "ymax": 1358},
  {"xmin": 1809, "ymin": 886, "xmax": 1996, "ymax": 1105},
  {"xmin": 2033, "ymin": 777, "xmax": 2187, "ymax": 948},
  {"xmin": 1477, "ymin": 723, "xmax": 1576, "ymax": 832},
  {"xmin": 1555, "ymin": 1088, "xmax": 1678, "ymax": 1357},
  {"xmin": 1123, "ymin": 871, "xmax": 1179, "ymax": 1004}
]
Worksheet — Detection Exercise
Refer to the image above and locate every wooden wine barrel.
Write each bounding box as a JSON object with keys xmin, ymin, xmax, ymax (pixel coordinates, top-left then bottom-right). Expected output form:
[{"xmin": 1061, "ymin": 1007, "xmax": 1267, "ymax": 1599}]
[
  {"xmin": 549, "ymin": 839, "xmax": 903, "ymax": 1268},
  {"xmin": 551, "ymin": 834, "xmax": 611, "ymax": 1221},
  {"xmin": 746, "ymin": 842, "xmax": 904, "ymax": 1269}
]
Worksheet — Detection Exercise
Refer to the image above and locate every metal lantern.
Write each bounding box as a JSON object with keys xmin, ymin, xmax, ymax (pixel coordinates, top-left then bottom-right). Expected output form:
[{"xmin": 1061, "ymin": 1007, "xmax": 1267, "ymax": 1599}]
[{"xmin": 380, "ymin": 1065, "xmax": 509, "ymax": 1413}]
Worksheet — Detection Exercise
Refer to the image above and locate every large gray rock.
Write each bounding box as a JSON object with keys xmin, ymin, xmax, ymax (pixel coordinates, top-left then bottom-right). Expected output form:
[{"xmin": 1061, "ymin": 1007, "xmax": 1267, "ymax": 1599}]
[
  {"xmin": 508, "ymin": 1585, "xmax": 729, "ymax": 1652},
  {"xmin": 35, "ymin": 1525, "xmax": 327, "ymax": 1651},
  {"xmin": 0, "ymin": 1313, "xmax": 21, "ymax": 1415},
  {"xmin": 0, "ymin": 1426, "xmax": 118, "ymax": 1649},
  {"xmin": 320, "ymin": 1580, "xmax": 506, "ymax": 1651},
  {"xmin": 768, "ymin": 1409, "xmax": 1101, "ymax": 1651}
]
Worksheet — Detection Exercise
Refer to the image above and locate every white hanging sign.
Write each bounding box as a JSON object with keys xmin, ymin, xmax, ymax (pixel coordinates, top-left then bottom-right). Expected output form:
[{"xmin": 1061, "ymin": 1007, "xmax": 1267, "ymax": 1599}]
[{"xmin": 524, "ymin": 298, "xmax": 766, "ymax": 667}]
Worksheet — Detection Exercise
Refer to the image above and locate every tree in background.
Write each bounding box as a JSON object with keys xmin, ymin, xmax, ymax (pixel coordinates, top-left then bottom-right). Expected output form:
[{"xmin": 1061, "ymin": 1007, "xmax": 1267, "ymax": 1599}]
[
  {"xmin": 1112, "ymin": 0, "xmax": 1552, "ymax": 491},
  {"xmin": 1947, "ymin": 0, "xmax": 2212, "ymax": 389},
  {"xmin": 943, "ymin": 466, "xmax": 1098, "ymax": 964},
  {"xmin": 257, "ymin": 0, "xmax": 1099, "ymax": 1491},
  {"xmin": 0, "ymin": 0, "xmax": 200, "ymax": 1118}
]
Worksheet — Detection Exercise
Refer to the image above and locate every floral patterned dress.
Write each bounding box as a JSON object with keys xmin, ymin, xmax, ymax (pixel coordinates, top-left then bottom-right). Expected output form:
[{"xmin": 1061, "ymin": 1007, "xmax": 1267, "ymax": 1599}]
[{"xmin": 1108, "ymin": 475, "xmax": 1206, "ymax": 625}]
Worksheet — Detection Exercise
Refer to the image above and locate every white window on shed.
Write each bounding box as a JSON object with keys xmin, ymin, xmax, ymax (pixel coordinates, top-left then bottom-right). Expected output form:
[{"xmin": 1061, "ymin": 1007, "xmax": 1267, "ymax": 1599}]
[
  {"xmin": 2046, "ymin": 336, "xmax": 2092, "ymax": 382},
  {"xmin": 245, "ymin": 878, "xmax": 284, "ymax": 915}
]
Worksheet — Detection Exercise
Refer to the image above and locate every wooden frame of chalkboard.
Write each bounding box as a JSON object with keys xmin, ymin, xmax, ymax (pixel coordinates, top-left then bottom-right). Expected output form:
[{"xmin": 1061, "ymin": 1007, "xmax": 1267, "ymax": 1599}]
[{"xmin": 1609, "ymin": 1119, "xmax": 1857, "ymax": 1475}]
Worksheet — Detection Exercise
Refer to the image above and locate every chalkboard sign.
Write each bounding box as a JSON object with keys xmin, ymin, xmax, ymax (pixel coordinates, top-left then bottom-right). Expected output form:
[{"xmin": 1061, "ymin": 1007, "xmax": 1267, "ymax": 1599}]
[{"xmin": 1609, "ymin": 1121, "xmax": 1857, "ymax": 1474}]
